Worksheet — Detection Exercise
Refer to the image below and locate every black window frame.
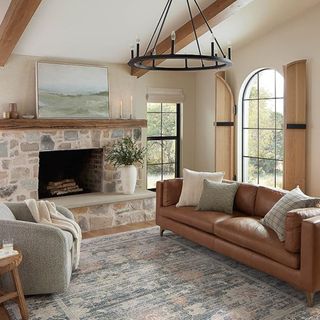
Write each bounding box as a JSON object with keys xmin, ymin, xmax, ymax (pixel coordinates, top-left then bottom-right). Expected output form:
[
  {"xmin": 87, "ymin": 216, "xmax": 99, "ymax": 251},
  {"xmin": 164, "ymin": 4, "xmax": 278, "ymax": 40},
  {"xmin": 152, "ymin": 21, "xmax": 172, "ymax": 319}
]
[
  {"xmin": 147, "ymin": 102, "xmax": 181, "ymax": 191},
  {"xmin": 241, "ymin": 68, "xmax": 284, "ymax": 188}
]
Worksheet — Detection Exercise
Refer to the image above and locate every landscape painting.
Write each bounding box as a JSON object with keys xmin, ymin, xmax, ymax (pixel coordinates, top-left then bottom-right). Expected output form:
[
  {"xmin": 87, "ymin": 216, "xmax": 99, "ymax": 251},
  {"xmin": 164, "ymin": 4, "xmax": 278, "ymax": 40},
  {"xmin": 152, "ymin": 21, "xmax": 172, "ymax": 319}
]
[{"xmin": 36, "ymin": 62, "xmax": 109, "ymax": 118}]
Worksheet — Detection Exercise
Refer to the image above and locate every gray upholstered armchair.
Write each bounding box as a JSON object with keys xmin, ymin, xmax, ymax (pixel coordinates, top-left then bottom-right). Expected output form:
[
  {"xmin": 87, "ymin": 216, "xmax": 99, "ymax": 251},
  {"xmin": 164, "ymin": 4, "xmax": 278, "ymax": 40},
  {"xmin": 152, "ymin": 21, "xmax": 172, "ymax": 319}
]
[{"xmin": 0, "ymin": 202, "xmax": 78, "ymax": 295}]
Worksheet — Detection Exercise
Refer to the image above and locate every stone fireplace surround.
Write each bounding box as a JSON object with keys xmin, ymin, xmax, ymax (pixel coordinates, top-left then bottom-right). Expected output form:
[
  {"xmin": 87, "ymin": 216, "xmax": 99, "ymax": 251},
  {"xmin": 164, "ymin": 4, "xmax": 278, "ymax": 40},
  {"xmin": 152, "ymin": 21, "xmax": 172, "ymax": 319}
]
[{"xmin": 0, "ymin": 121, "xmax": 156, "ymax": 232}]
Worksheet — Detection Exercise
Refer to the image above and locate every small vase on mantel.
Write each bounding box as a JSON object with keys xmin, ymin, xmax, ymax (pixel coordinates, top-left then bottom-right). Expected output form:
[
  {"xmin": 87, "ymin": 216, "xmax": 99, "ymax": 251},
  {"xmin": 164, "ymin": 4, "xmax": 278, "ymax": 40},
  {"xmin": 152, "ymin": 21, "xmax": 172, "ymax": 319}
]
[{"xmin": 120, "ymin": 165, "xmax": 137, "ymax": 194}]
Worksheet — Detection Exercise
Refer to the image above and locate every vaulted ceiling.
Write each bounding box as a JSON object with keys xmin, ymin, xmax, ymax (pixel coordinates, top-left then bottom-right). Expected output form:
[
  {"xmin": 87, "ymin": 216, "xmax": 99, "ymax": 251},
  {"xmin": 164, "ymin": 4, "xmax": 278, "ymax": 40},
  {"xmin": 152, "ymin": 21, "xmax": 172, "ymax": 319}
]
[{"xmin": 1, "ymin": 0, "xmax": 320, "ymax": 64}]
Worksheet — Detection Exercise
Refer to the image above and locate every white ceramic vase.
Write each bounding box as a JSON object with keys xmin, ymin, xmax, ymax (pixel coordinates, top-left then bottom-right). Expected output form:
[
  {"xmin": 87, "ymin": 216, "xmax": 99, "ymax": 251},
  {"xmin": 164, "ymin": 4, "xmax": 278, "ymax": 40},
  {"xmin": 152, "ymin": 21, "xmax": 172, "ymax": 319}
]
[{"xmin": 120, "ymin": 165, "xmax": 137, "ymax": 194}]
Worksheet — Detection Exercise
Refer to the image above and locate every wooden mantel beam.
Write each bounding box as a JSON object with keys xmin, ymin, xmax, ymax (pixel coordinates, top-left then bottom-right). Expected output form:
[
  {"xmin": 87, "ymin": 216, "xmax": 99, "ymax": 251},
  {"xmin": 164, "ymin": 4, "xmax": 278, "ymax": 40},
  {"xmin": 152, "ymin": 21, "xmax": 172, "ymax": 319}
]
[
  {"xmin": 131, "ymin": 0, "xmax": 253, "ymax": 78},
  {"xmin": 0, "ymin": 0, "xmax": 42, "ymax": 66}
]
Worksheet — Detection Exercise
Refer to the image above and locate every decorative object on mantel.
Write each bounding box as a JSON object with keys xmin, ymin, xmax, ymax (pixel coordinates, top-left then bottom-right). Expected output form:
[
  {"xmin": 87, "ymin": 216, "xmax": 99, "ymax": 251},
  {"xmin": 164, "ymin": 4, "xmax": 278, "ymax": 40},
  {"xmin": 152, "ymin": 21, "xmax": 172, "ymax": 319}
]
[
  {"xmin": 105, "ymin": 137, "xmax": 146, "ymax": 194},
  {"xmin": 9, "ymin": 103, "xmax": 19, "ymax": 119},
  {"xmin": 36, "ymin": 62, "xmax": 109, "ymax": 119},
  {"xmin": 2, "ymin": 111, "xmax": 10, "ymax": 119},
  {"xmin": 21, "ymin": 114, "xmax": 35, "ymax": 119},
  {"xmin": 128, "ymin": 0, "xmax": 232, "ymax": 72},
  {"xmin": 120, "ymin": 100, "xmax": 123, "ymax": 119},
  {"xmin": 117, "ymin": 96, "xmax": 134, "ymax": 119}
]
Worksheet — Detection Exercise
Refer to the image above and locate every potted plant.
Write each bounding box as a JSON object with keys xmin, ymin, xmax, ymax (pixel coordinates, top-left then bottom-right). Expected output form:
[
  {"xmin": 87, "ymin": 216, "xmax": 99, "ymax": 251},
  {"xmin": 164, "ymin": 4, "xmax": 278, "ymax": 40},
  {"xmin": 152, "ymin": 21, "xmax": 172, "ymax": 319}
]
[{"xmin": 105, "ymin": 137, "xmax": 146, "ymax": 194}]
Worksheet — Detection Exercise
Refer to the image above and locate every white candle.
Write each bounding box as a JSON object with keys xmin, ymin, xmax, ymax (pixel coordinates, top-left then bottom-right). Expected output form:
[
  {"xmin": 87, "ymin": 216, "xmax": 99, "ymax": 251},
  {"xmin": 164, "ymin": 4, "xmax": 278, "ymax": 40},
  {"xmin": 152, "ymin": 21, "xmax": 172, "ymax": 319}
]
[
  {"xmin": 130, "ymin": 96, "xmax": 133, "ymax": 118},
  {"xmin": 120, "ymin": 100, "xmax": 123, "ymax": 118}
]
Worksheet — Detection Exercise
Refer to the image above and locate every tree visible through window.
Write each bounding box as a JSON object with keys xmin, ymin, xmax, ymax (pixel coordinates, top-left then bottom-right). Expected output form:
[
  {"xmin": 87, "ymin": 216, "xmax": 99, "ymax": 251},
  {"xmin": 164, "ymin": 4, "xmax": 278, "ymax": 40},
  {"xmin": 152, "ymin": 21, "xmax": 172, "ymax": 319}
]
[
  {"xmin": 242, "ymin": 69, "xmax": 284, "ymax": 188},
  {"xmin": 147, "ymin": 103, "xmax": 180, "ymax": 189}
]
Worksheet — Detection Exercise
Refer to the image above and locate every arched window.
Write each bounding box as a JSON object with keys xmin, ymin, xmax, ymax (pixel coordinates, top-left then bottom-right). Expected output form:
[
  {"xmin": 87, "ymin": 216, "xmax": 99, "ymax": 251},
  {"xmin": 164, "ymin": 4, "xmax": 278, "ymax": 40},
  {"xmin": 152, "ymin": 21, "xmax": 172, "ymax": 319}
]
[{"xmin": 241, "ymin": 69, "xmax": 284, "ymax": 188}]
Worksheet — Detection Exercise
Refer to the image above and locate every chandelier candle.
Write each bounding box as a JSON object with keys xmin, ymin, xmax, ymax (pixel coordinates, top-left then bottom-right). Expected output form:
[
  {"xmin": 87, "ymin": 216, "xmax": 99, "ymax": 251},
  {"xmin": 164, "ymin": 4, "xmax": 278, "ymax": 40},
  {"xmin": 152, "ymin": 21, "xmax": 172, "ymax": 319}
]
[{"xmin": 171, "ymin": 31, "xmax": 176, "ymax": 54}]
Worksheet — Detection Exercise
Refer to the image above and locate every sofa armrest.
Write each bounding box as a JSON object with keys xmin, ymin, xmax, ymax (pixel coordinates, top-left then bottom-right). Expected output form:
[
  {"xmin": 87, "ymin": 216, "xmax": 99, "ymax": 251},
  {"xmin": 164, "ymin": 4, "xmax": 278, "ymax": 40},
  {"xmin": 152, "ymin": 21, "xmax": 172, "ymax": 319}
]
[
  {"xmin": 301, "ymin": 215, "xmax": 320, "ymax": 292},
  {"xmin": 0, "ymin": 220, "xmax": 71, "ymax": 295},
  {"xmin": 161, "ymin": 178, "xmax": 183, "ymax": 207},
  {"xmin": 285, "ymin": 208, "xmax": 320, "ymax": 253}
]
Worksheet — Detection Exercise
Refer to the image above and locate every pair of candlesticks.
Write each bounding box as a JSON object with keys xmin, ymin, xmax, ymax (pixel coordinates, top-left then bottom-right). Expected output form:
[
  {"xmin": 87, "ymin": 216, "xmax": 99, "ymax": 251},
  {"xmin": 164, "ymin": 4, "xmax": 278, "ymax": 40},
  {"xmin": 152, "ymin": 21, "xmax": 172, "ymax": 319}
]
[{"xmin": 117, "ymin": 96, "xmax": 133, "ymax": 119}]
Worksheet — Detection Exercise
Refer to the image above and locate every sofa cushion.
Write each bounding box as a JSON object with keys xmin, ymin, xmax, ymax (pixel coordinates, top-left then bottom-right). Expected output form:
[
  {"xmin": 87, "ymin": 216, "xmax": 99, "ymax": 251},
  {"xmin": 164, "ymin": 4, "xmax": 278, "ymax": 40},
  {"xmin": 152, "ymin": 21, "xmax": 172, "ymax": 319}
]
[
  {"xmin": 0, "ymin": 204, "xmax": 16, "ymax": 221},
  {"xmin": 176, "ymin": 168, "xmax": 224, "ymax": 207},
  {"xmin": 197, "ymin": 180, "xmax": 239, "ymax": 214},
  {"xmin": 254, "ymin": 186, "xmax": 286, "ymax": 217},
  {"xmin": 159, "ymin": 206, "xmax": 238, "ymax": 234},
  {"xmin": 162, "ymin": 178, "xmax": 183, "ymax": 207},
  {"xmin": 214, "ymin": 216, "xmax": 299, "ymax": 269},
  {"xmin": 234, "ymin": 183, "xmax": 258, "ymax": 216}
]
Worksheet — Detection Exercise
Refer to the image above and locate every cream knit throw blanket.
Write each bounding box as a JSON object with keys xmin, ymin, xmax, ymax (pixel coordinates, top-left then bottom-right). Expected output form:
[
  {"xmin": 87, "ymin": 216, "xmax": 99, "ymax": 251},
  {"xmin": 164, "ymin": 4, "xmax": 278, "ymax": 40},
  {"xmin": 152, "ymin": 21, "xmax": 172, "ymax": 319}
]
[{"xmin": 25, "ymin": 199, "xmax": 82, "ymax": 269}]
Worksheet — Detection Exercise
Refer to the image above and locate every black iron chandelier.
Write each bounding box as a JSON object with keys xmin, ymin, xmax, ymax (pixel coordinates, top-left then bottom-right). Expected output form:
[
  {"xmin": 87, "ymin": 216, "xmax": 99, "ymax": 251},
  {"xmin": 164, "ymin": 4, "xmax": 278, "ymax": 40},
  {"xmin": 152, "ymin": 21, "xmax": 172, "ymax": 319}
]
[{"xmin": 128, "ymin": 0, "xmax": 232, "ymax": 72}]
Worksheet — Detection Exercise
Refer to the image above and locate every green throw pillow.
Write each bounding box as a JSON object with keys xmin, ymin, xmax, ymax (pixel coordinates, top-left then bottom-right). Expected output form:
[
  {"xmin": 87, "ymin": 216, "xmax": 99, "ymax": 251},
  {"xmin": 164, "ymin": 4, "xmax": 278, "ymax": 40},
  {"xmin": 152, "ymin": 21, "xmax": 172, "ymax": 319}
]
[{"xmin": 196, "ymin": 180, "xmax": 239, "ymax": 214}]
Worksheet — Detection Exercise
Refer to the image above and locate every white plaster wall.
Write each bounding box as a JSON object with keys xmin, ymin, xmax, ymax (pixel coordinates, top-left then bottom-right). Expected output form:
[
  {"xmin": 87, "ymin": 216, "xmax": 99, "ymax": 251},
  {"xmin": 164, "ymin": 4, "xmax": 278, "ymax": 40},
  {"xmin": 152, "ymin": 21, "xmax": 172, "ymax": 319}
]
[
  {"xmin": 227, "ymin": 3, "xmax": 320, "ymax": 196},
  {"xmin": 0, "ymin": 54, "xmax": 196, "ymax": 173}
]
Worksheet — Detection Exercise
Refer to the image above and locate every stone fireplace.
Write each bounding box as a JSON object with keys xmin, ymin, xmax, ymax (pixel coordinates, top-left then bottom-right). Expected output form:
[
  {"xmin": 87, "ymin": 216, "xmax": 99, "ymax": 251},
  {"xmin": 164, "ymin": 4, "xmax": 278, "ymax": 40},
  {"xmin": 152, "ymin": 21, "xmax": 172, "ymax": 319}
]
[
  {"xmin": 0, "ymin": 121, "xmax": 155, "ymax": 232},
  {"xmin": 0, "ymin": 126, "xmax": 144, "ymax": 201}
]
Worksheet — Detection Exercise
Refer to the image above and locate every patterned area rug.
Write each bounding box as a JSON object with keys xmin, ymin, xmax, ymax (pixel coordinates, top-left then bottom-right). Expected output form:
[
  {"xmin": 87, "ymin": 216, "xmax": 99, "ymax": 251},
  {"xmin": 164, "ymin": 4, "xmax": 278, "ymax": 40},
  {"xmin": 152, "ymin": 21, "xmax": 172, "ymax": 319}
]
[{"xmin": 6, "ymin": 227, "xmax": 320, "ymax": 319}]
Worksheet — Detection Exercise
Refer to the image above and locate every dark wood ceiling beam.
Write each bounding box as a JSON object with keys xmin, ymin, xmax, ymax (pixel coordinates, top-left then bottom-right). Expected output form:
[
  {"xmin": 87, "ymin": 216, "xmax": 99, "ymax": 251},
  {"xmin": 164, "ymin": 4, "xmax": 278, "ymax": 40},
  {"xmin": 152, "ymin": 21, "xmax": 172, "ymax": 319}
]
[
  {"xmin": 131, "ymin": 0, "xmax": 253, "ymax": 77},
  {"xmin": 0, "ymin": 0, "xmax": 42, "ymax": 66}
]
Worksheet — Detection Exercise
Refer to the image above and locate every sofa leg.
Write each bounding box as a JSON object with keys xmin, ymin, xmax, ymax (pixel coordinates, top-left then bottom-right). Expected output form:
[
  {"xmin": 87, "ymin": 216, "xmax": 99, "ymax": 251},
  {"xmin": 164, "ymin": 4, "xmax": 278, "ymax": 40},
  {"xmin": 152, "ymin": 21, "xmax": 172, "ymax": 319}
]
[
  {"xmin": 306, "ymin": 292, "xmax": 315, "ymax": 307},
  {"xmin": 160, "ymin": 228, "xmax": 165, "ymax": 237}
]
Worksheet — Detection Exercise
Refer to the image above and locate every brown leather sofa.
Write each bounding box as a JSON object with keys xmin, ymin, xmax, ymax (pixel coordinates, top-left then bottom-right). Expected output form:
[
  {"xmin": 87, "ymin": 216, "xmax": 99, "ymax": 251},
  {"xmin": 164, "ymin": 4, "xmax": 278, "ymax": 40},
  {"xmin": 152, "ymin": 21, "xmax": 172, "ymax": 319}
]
[{"xmin": 156, "ymin": 179, "xmax": 320, "ymax": 306}]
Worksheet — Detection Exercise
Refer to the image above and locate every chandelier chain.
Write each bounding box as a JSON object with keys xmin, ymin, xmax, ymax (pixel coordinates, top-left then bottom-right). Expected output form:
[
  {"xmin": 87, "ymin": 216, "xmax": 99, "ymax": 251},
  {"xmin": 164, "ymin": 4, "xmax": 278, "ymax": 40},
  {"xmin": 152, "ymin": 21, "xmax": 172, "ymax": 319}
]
[
  {"xmin": 193, "ymin": 0, "xmax": 225, "ymax": 57},
  {"xmin": 144, "ymin": 0, "xmax": 171, "ymax": 56},
  {"xmin": 151, "ymin": 0, "xmax": 173, "ymax": 56},
  {"xmin": 186, "ymin": 0, "xmax": 204, "ymax": 66}
]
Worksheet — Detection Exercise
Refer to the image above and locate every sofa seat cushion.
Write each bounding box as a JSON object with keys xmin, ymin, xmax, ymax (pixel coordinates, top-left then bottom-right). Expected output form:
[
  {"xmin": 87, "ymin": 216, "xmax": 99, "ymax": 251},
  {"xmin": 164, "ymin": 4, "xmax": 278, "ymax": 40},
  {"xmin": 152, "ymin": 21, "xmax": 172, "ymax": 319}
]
[
  {"xmin": 214, "ymin": 216, "xmax": 299, "ymax": 269},
  {"xmin": 159, "ymin": 206, "xmax": 238, "ymax": 234}
]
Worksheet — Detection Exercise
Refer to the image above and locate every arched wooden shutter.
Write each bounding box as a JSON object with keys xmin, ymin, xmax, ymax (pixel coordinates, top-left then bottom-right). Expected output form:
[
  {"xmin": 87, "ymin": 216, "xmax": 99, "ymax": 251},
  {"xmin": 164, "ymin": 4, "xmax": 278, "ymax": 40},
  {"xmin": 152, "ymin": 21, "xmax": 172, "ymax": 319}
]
[
  {"xmin": 215, "ymin": 73, "xmax": 235, "ymax": 180},
  {"xmin": 283, "ymin": 60, "xmax": 307, "ymax": 191}
]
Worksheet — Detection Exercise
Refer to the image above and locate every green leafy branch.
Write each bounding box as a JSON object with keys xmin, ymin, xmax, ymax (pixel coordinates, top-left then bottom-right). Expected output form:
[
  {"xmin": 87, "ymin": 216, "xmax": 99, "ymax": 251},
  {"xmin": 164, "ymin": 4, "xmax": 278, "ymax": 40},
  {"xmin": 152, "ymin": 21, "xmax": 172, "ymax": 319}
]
[{"xmin": 105, "ymin": 137, "xmax": 146, "ymax": 167}]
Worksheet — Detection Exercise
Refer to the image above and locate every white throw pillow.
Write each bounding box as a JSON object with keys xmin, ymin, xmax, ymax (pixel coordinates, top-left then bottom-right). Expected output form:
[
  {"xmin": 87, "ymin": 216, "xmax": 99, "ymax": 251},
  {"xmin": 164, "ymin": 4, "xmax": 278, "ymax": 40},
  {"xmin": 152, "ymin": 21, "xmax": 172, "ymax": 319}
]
[{"xmin": 176, "ymin": 168, "xmax": 224, "ymax": 207}]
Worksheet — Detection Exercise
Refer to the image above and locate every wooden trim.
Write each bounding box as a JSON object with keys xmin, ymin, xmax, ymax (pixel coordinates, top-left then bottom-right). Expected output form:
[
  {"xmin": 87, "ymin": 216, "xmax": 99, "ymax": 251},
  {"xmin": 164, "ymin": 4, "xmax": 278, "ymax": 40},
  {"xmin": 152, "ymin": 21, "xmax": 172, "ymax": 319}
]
[
  {"xmin": 0, "ymin": 119, "xmax": 147, "ymax": 130},
  {"xmin": 131, "ymin": 0, "xmax": 254, "ymax": 77},
  {"xmin": 215, "ymin": 74, "xmax": 235, "ymax": 180},
  {"xmin": 0, "ymin": 0, "xmax": 42, "ymax": 66},
  {"xmin": 283, "ymin": 60, "xmax": 307, "ymax": 191}
]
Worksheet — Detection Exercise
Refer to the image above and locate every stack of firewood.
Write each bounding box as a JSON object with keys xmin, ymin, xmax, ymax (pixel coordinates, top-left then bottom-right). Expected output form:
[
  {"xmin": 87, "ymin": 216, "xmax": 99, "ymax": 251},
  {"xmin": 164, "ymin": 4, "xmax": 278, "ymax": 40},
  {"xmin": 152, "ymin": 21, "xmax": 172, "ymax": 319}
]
[{"xmin": 47, "ymin": 179, "xmax": 83, "ymax": 196}]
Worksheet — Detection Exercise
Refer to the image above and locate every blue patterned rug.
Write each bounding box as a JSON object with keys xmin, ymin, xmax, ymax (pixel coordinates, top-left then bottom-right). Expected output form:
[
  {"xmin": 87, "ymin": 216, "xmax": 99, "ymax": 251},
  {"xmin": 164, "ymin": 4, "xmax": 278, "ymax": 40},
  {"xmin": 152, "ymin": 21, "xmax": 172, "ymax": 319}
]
[{"xmin": 6, "ymin": 227, "xmax": 320, "ymax": 319}]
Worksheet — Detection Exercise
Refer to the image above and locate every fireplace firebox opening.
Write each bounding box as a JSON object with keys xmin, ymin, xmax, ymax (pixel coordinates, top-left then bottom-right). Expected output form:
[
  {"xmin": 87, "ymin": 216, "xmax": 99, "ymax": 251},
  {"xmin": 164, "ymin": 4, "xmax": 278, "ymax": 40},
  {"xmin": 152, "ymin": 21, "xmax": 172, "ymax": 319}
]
[{"xmin": 38, "ymin": 148, "xmax": 103, "ymax": 199}]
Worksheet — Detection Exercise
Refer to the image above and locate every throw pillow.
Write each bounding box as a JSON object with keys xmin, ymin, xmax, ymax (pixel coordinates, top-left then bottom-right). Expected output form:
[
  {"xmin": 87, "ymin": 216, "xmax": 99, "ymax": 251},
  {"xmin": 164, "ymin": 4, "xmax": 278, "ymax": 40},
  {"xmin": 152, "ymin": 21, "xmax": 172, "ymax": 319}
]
[
  {"xmin": 261, "ymin": 186, "xmax": 314, "ymax": 241},
  {"xmin": 196, "ymin": 180, "xmax": 239, "ymax": 214},
  {"xmin": 176, "ymin": 168, "xmax": 224, "ymax": 207}
]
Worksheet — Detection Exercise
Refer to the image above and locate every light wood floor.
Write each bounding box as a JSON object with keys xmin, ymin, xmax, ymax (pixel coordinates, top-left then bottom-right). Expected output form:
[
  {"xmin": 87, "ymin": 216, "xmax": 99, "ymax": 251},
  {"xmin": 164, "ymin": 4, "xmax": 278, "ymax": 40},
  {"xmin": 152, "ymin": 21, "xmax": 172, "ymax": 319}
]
[
  {"xmin": 0, "ymin": 220, "xmax": 157, "ymax": 319},
  {"xmin": 82, "ymin": 220, "xmax": 156, "ymax": 239}
]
